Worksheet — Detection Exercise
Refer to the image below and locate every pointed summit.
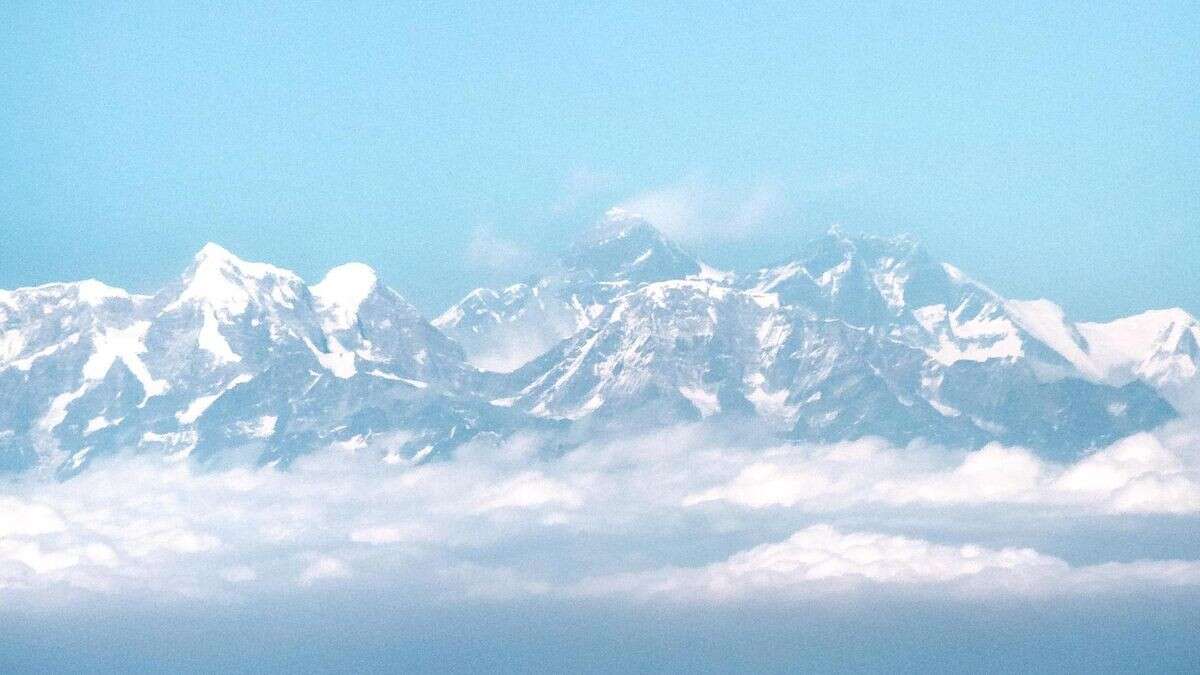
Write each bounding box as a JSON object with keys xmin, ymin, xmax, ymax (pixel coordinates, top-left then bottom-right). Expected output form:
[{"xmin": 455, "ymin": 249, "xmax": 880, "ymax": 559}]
[
  {"xmin": 436, "ymin": 208, "xmax": 705, "ymax": 373},
  {"xmin": 186, "ymin": 242, "xmax": 297, "ymax": 279},
  {"xmin": 749, "ymin": 228, "xmax": 964, "ymax": 324},
  {"xmin": 594, "ymin": 206, "xmax": 659, "ymax": 235},
  {"xmin": 193, "ymin": 241, "xmax": 237, "ymax": 264},
  {"xmin": 166, "ymin": 243, "xmax": 304, "ymax": 317},
  {"xmin": 564, "ymin": 208, "xmax": 701, "ymax": 284},
  {"xmin": 801, "ymin": 227, "xmax": 923, "ymax": 263}
]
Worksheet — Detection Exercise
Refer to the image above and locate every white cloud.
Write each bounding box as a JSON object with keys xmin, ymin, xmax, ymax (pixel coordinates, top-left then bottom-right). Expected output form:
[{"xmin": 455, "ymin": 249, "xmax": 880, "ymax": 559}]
[
  {"xmin": 552, "ymin": 166, "xmax": 618, "ymax": 215},
  {"xmin": 472, "ymin": 471, "xmax": 583, "ymax": 512},
  {"xmin": 0, "ymin": 497, "xmax": 67, "ymax": 537},
  {"xmin": 576, "ymin": 524, "xmax": 1200, "ymax": 601},
  {"xmin": 298, "ymin": 557, "xmax": 350, "ymax": 586},
  {"xmin": 616, "ymin": 179, "xmax": 706, "ymax": 242},
  {"xmin": 0, "ymin": 421, "xmax": 1196, "ymax": 605},
  {"xmin": 465, "ymin": 224, "xmax": 533, "ymax": 274},
  {"xmin": 684, "ymin": 429, "xmax": 1200, "ymax": 515},
  {"xmin": 221, "ymin": 565, "xmax": 257, "ymax": 583},
  {"xmin": 1054, "ymin": 432, "xmax": 1200, "ymax": 513},
  {"xmin": 349, "ymin": 527, "xmax": 408, "ymax": 545},
  {"xmin": 726, "ymin": 181, "xmax": 788, "ymax": 239},
  {"xmin": 712, "ymin": 524, "xmax": 1062, "ymax": 586},
  {"xmin": 615, "ymin": 177, "xmax": 790, "ymax": 244}
]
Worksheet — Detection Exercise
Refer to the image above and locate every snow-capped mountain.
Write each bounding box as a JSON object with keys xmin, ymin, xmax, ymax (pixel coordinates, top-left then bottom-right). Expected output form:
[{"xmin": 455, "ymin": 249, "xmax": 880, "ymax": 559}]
[
  {"xmin": 2, "ymin": 216, "xmax": 1197, "ymax": 476},
  {"xmin": 0, "ymin": 244, "xmax": 541, "ymax": 477},
  {"xmin": 492, "ymin": 228, "xmax": 1174, "ymax": 455},
  {"xmin": 463, "ymin": 221, "xmax": 1188, "ymax": 457},
  {"xmin": 434, "ymin": 208, "xmax": 705, "ymax": 372}
]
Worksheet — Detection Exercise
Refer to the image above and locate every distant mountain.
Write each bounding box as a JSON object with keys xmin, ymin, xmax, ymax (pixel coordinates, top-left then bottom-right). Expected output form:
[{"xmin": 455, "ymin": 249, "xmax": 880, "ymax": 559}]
[
  {"xmin": 433, "ymin": 208, "xmax": 705, "ymax": 372},
  {"xmin": 1, "ymin": 214, "xmax": 1196, "ymax": 476},
  {"xmin": 0, "ymin": 244, "xmax": 545, "ymax": 477},
  {"xmin": 489, "ymin": 225, "xmax": 1175, "ymax": 456}
]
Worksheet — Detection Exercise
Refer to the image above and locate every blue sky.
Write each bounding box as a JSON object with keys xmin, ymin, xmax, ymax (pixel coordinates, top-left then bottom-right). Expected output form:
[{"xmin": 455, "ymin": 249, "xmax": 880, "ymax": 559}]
[{"xmin": 1, "ymin": 2, "xmax": 1196, "ymax": 319}]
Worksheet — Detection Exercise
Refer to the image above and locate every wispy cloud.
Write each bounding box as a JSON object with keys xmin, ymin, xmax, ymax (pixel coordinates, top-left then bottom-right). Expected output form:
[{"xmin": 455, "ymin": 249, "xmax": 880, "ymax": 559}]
[
  {"xmin": 465, "ymin": 224, "xmax": 534, "ymax": 274},
  {"xmin": 615, "ymin": 176, "xmax": 791, "ymax": 244},
  {"xmin": 551, "ymin": 166, "xmax": 619, "ymax": 215}
]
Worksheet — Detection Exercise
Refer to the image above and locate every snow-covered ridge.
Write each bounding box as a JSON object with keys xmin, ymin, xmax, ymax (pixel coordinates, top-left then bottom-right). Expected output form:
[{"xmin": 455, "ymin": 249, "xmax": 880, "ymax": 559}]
[
  {"xmin": 437, "ymin": 210, "xmax": 708, "ymax": 372},
  {"xmin": 446, "ymin": 222, "xmax": 1193, "ymax": 452},
  {"xmin": 0, "ymin": 279, "xmax": 139, "ymax": 310},
  {"xmin": 162, "ymin": 242, "xmax": 306, "ymax": 317},
  {"xmin": 1078, "ymin": 309, "xmax": 1200, "ymax": 379},
  {"xmin": 999, "ymin": 300, "xmax": 1200, "ymax": 408},
  {"xmin": 0, "ymin": 242, "xmax": 481, "ymax": 476},
  {"xmin": 1, "ymin": 224, "xmax": 1197, "ymax": 477}
]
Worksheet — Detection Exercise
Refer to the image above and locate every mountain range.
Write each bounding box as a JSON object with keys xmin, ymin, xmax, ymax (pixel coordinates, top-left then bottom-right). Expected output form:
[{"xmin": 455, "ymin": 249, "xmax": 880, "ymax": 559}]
[{"xmin": 3, "ymin": 209, "xmax": 1197, "ymax": 477}]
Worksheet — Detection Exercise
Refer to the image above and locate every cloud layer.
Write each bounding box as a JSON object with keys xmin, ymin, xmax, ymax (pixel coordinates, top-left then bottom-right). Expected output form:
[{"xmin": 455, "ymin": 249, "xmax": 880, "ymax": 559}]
[
  {"xmin": 1, "ymin": 421, "xmax": 1198, "ymax": 606},
  {"xmin": 684, "ymin": 427, "xmax": 1200, "ymax": 515}
]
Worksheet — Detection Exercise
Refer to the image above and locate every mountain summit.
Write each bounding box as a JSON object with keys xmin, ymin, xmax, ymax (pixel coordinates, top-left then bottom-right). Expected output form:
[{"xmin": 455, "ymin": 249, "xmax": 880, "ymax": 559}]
[
  {"xmin": 563, "ymin": 208, "xmax": 703, "ymax": 284},
  {"xmin": 435, "ymin": 210, "xmax": 707, "ymax": 372}
]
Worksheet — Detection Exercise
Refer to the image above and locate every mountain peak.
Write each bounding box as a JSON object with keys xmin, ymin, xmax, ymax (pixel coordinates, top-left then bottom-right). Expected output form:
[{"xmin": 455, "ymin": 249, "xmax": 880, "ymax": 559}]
[
  {"xmin": 194, "ymin": 241, "xmax": 237, "ymax": 263},
  {"xmin": 310, "ymin": 262, "xmax": 382, "ymax": 331},
  {"xmin": 785, "ymin": 228, "xmax": 928, "ymax": 282},
  {"xmin": 166, "ymin": 243, "xmax": 303, "ymax": 316},
  {"xmin": 809, "ymin": 227, "xmax": 921, "ymax": 254},
  {"xmin": 587, "ymin": 207, "xmax": 668, "ymax": 245},
  {"xmin": 561, "ymin": 209, "xmax": 701, "ymax": 284},
  {"xmin": 825, "ymin": 223, "xmax": 848, "ymax": 239},
  {"xmin": 187, "ymin": 242, "xmax": 296, "ymax": 279},
  {"xmin": 603, "ymin": 206, "xmax": 642, "ymax": 222},
  {"xmin": 73, "ymin": 279, "xmax": 132, "ymax": 304}
]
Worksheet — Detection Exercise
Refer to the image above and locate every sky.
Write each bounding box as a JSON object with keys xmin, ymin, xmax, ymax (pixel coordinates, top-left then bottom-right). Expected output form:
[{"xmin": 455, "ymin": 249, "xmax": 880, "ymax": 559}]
[{"xmin": 1, "ymin": 2, "xmax": 1197, "ymax": 321}]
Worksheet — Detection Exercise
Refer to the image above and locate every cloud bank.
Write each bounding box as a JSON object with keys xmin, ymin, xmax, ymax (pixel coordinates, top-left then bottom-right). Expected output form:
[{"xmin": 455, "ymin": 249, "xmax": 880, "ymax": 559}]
[
  {"xmin": 1, "ymin": 421, "xmax": 1198, "ymax": 608},
  {"xmin": 684, "ymin": 427, "xmax": 1200, "ymax": 515}
]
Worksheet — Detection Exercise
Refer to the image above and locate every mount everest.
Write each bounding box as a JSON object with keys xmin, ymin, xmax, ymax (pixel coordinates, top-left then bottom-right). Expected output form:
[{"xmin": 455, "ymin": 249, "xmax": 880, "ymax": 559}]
[{"xmin": 2, "ymin": 210, "xmax": 1197, "ymax": 477}]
